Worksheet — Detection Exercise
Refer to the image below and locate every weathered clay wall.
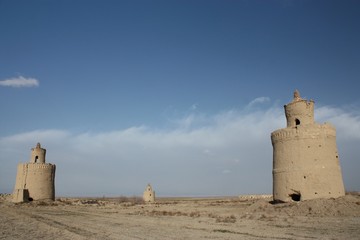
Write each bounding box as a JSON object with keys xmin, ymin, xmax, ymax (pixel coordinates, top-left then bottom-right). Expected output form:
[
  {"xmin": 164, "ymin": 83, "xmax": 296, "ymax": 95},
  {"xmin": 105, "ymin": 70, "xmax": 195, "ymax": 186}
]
[
  {"xmin": 14, "ymin": 163, "xmax": 56, "ymax": 201},
  {"xmin": 272, "ymin": 124, "xmax": 345, "ymax": 201}
]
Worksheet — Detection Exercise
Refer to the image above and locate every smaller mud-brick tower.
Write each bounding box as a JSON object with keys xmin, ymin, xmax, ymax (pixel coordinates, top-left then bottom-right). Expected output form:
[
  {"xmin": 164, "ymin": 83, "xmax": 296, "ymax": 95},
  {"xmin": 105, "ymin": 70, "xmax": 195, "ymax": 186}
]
[
  {"xmin": 271, "ymin": 90, "xmax": 345, "ymax": 202},
  {"xmin": 13, "ymin": 143, "xmax": 56, "ymax": 202},
  {"xmin": 143, "ymin": 184, "xmax": 155, "ymax": 203}
]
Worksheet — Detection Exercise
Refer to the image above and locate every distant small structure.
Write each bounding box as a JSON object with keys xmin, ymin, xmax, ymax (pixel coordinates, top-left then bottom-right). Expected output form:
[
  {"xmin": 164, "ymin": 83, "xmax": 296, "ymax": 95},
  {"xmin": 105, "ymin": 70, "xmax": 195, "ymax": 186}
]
[
  {"xmin": 238, "ymin": 194, "xmax": 272, "ymax": 200},
  {"xmin": 143, "ymin": 184, "xmax": 155, "ymax": 203},
  {"xmin": 271, "ymin": 90, "xmax": 345, "ymax": 202},
  {"xmin": 12, "ymin": 143, "xmax": 56, "ymax": 202}
]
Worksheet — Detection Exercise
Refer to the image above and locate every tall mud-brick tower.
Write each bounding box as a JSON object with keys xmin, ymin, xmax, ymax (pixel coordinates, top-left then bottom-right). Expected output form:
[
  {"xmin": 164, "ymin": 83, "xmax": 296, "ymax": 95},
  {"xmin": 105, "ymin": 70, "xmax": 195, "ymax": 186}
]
[
  {"xmin": 13, "ymin": 143, "xmax": 56, "ymax": 202},
  {"xmin": 271, "ymin": 90, "xmax": 345, "ymax": 202},
  {"xmin": 143, "ymin": 184, "xmax": 155, "ymax": 203}
]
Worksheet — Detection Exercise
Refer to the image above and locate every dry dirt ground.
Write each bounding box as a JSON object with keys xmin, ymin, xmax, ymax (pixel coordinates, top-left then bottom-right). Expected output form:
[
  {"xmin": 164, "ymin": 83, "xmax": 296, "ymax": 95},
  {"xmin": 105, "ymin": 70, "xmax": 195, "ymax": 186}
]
[{"xmin": 1, "ymin": 193, "xmax": 360, "ymax": 240}]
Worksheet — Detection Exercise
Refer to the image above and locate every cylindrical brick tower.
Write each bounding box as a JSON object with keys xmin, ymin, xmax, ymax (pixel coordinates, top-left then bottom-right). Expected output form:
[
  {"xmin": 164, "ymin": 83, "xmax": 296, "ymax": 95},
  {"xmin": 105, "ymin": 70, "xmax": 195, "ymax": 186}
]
[
  {"xmin": 13, "ymin": 143, "xmax": 56, "ymax": 202},
  {"xmin": 271, "ymin": 90, "xmax": 345, "ymax": 202},
  {"xmin": 143, "ymin": 184, "xmax": 155, "ymax": 203}
]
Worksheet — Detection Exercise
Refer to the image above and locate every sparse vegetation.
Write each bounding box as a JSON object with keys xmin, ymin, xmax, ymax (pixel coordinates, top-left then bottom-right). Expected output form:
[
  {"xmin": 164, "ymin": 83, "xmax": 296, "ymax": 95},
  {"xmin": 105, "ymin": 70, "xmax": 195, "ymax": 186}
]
[
  {"xmin": 56, "ymin": 196, "xmax": 145, "ymax": 206},
  {"xmin": 56, "ymin": 198, "xmax": 73, "ymax": 205},
  {"xmin": 146, "ymin": 210, "xmax": 201, "ymax": 218},
  {"xmin": 189, "ymin": 211, "xmax": 201, "ymax": 218},
  {"xmin": 116, "ymin": 196, "xmax": 144, "ymax": 205},
  {"xmin": 36, "ymin": 201, "xmax": 58, "ymax": 206},
  {"xmin": 208, "ymin": 213, "xmax": 236, "ymax": 223},
  {"xmin": 213, "ymin": 229, "xmax": 237, "ymax": 234},
  {"xmin": 81, "ymin": 199, "xmax": 100, "ymax": 205}
]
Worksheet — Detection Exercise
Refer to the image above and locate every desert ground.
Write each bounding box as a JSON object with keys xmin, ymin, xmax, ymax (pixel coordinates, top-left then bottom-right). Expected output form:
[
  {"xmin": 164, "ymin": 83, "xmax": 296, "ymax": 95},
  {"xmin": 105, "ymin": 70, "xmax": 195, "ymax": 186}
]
[{"xmin": 1, "ymin": 193, "xmax": 360, "ymax": 240}]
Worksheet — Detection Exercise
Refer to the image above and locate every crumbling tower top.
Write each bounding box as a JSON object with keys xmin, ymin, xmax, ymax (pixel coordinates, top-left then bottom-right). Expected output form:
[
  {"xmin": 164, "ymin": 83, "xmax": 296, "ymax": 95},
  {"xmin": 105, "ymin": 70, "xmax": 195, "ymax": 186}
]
[
  {"xmin": 284, "ymin": 90, "xmax": 315, "ymax": 128},
  {"xmin": 29, "ymin": 142, "xmax": 46, "ymax": 164}
]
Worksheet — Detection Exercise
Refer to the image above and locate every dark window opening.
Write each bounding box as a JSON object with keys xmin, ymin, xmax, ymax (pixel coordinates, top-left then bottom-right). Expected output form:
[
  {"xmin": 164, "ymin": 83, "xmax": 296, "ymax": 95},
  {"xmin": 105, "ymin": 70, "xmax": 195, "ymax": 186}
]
[
  {"xmin": 35, "ymin": 156, "xmax": 38, "ymax": 163},
  {"xmin": 295, "ymin": 119, "xmax": 300, "ymax": 126},
  {"xmin": 289, "ymin": 193, "xmax": 301, "ymax": 201}
]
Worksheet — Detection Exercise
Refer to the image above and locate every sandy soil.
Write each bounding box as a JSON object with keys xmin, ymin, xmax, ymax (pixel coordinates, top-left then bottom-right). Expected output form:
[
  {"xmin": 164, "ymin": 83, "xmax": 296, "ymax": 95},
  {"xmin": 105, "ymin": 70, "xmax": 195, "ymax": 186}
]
[{"xmin": 1, "ymin": 193, "xmax": 360, "ymax": 240}]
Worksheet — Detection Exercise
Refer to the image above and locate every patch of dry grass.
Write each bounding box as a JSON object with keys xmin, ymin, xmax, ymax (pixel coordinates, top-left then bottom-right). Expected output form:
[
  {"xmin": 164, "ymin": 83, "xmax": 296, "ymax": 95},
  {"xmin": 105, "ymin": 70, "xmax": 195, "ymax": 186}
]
[
  {"xmin": 145, "ymin": 210, "xmax": 201, "ymax": 218},
  {"xmin": 116, "ymin": 196, "xmax": 144, "ymax": 205},
  {"xmin": 208, "ymin": 213, "xmax": 236, "ymax": 223}
]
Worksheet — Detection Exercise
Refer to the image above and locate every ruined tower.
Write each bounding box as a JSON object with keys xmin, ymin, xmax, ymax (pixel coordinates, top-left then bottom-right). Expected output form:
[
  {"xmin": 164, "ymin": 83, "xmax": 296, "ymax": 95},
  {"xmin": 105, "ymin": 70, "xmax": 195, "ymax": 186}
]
[
  {"xmin": 271, "ymin": 90, "xmax": 345, "ymax": 202},
  {"xmin": 143, "ymin": 184, "xmax": 155, "ymax": 203},
  {"xmin": 12, "ymin": 143, "xmax": 56, "ymax": 202}
]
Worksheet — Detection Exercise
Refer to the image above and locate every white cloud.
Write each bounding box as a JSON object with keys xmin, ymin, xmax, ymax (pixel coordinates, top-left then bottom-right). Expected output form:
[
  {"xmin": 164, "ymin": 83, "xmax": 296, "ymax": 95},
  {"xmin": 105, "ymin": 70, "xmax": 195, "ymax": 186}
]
[
  {"xmin": 1, "ymin": 130, "xmax": 69, "ymax": 144},
  {"xmin": 0, "ymin": 76, "xmax": 39, "ymax": 87},
  {"xmin": 247, "ymin": 96, "xmax": 271, "ymax": 108},
  {"xmin": 0, "ymin": 102, "xmax": 359, "ymax": 196}
]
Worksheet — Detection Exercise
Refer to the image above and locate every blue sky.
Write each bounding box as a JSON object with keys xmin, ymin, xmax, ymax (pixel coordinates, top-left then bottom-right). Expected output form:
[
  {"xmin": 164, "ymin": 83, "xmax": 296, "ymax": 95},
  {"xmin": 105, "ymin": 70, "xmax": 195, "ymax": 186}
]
[{"xmin": 0, "ymin": 0, "xmax": 359, "ymax": 196}]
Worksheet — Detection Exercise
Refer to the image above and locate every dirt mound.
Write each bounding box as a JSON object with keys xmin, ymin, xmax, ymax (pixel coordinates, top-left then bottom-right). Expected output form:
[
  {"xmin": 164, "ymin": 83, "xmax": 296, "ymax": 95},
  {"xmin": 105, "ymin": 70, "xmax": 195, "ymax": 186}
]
[{"xmin": 246, "ymin": 193, "xmax": 360, "ymax": 217}]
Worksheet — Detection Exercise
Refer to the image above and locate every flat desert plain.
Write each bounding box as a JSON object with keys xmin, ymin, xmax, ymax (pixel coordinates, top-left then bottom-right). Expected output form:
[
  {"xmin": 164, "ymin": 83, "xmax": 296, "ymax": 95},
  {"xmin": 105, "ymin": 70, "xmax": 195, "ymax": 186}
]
[{"xmin": 1, "ymin": 193, "xmax": 360, "ymax": 240}]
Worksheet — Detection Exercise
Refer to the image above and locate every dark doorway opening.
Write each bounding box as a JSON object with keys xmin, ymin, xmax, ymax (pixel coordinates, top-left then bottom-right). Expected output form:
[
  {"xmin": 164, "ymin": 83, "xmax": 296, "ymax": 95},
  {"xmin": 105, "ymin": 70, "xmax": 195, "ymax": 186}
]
[
  {"xmin": 295, "ymin": 119, "xmax": 300, "ymax": 126},
  {"xmin": 289, "ymin": 193, "xmax": 301, "ymax": 201}
]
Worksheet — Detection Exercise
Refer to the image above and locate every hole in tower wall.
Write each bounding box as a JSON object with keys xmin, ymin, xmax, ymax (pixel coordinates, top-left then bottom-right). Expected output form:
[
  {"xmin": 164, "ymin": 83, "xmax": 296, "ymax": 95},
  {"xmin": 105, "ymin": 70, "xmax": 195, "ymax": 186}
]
[
  {"xmin": 35, "ymin": 156, "xmax": 38, "ymax": 163},
  {"xmin": 289, "ymin": 193, "xmax": 301, "ymax": 202},
  {"xmin": 28, "ymin": 197, "xmax": 33, "ymax": 202},
  {"xmin": 295, "ymin": 119, "xmax": 300, "ymax": 126}
]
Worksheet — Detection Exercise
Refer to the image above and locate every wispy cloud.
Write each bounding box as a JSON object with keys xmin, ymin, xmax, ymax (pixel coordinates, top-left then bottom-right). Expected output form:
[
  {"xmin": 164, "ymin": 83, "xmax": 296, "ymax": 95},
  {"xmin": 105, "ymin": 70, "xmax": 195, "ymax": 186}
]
[
  {"xmin": 0, "ymin": 100, "xmax": 359, "ymax": 196},
  {"xmin": 190, "ymin": 103, "xmax": 198, "ymax": 110},
  {"xmin": 0, "ymin": 76, "xmax": 39, "ymax": 88},
  {"xmin": 247, "ymin": 97, "xmax": 270, "ymax": 108}
]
